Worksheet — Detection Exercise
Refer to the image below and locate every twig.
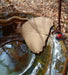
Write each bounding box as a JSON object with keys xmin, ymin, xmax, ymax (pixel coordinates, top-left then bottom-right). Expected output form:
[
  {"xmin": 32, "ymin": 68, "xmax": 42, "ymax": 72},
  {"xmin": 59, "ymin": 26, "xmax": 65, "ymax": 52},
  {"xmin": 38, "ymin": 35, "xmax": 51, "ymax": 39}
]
[
  {"xmin": 58, "ymin": 0, "xmax": 62, "ymax": 32},
  {"xmin": 0, "ymin": 16, "xmax": 28, "ymax": 24}
]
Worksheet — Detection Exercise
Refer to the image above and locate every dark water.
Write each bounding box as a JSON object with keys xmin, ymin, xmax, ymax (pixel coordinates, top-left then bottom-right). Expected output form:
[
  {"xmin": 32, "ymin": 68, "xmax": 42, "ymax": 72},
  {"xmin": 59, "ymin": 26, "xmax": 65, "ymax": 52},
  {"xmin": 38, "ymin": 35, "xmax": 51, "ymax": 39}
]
[{"xmin": 0, "ymin": 12, "xmax": 38, "ymax": 37}]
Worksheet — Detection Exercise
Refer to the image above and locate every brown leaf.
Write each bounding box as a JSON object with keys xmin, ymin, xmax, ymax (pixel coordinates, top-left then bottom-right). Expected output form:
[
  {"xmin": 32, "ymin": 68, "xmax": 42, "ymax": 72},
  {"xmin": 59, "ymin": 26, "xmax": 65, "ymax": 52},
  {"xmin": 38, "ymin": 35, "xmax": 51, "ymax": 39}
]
[{"xmin": 21, "ymin": 17, "xmax": 53, "ymax": 53}]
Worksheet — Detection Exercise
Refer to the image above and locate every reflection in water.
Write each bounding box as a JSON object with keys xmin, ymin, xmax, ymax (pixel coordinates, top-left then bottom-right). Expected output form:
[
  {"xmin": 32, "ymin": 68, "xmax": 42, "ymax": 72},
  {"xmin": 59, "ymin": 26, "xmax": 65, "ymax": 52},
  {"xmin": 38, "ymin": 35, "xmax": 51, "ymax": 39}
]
[
  {"xmin": 46, "ymin": 35, "xmax": 66, "ymax": 75},
  {"xmin": 0, "ymin": 13, "xmax": 67, "ymax": 75},
  {"xmin": 30, "ymin": 63, "xmax": 41, "ymax": 75},
  {"xmin": 19, "ymin": 54, "xmax": 35, "ymax": 75},
  {"xmin": 23, "ymin": 35, "xmax": 66, "ymax": 75},
  {"xmin": 0, "ymin": 41, "xmax": 35, "ymax": 75},
  {"xmin": 0, "ymin": 51, "xmax": 15, "ymax": 75},
  {"xmin": 51, "ymin": 36, "xmax": 66, "ymax": 75},
  {"xmin": 0, "ymin": 35, "xmax": 67, "ymax": 75},
  {"xmin": 0, "ymin": 13, "xmax": 37, "ymax": 75}
]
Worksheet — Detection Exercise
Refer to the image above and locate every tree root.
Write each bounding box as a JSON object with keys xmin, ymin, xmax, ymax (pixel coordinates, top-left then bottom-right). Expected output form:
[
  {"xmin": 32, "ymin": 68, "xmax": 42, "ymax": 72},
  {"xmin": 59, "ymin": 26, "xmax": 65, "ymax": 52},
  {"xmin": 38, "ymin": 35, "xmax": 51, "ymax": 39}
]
[{"xmin": 0, "ymin": 16, "xmax": 28, "ymax": 25}]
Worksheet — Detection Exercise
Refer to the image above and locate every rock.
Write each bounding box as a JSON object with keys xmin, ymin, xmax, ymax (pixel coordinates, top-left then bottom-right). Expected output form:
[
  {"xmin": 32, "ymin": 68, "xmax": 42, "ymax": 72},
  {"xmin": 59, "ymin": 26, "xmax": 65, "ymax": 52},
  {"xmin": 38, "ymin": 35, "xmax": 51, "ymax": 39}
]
[{"xmin": 21, "ymin": 17, "xmax": 53, "ymax": 53}]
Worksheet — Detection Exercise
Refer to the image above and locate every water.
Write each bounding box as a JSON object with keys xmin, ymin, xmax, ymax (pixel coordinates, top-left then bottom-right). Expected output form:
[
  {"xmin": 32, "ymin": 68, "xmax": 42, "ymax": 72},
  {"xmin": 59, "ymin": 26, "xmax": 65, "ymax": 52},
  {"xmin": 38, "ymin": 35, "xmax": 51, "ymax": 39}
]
[
  {"xmin": 0, "ymin": 13, "xmax": 67, "ymax": 75},
  {"xmin": 0, "ymin": 13, "xmax": 37, "ymax": 75},
  {"xmin": 0, "ymin": 41, "xmax": 35, "ymax": 75},
  {"xmin": 0, "ymin": 25, "xmax": 3, "ymax": 38},
  {"xmin": 46, "ymin": 35, "xmax": 67, "ymax": 75},
  {"xmin": 0, "ymin": 31, "xmax": 67, "ymax": 75}
]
